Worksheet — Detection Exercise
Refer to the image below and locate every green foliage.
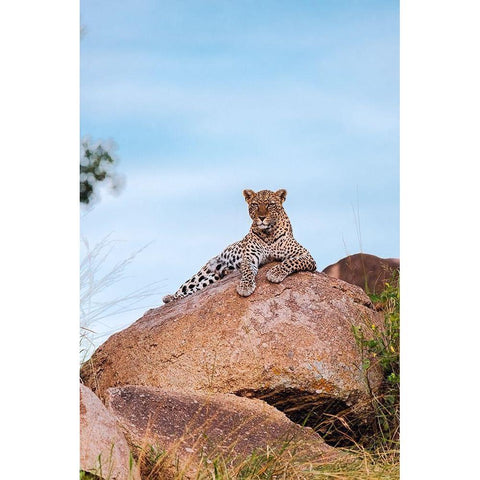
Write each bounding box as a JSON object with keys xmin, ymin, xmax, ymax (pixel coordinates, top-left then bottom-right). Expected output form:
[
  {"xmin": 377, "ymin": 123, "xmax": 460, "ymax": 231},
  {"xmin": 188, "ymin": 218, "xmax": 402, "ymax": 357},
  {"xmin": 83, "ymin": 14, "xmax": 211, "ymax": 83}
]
[
  {"xmin": 136, "ymin": 444, "xmax": 168, "ymax": 479},
  {"xmin": 353, "ymin": 275, "xmax": 400, "ymax": 452},
  {"xmin": 79, "ymin": 471, "xmax": 102, "ymax": 480},
  {"xmin": 80, "ymin": 137, "xmax": 123, "ymax": 206}
]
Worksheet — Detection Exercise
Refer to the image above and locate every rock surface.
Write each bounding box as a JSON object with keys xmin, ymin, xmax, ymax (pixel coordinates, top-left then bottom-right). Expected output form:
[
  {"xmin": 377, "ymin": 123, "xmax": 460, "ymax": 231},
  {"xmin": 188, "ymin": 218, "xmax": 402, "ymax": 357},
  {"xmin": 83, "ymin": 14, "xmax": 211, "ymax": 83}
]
[
  {"xmin": 81, "ymin": 264, "xmax": 383, "ymax": 437},
  {"xmin": 106, "ymin": 385, "xmax": 339, "ymax": 478},
  {"xmin": 80, "ymin": 384, "xmax": 140, "ymax": 480},
  {"xmin": 322, "ymin": 253, "xmax": 399, "ymax": 295}
]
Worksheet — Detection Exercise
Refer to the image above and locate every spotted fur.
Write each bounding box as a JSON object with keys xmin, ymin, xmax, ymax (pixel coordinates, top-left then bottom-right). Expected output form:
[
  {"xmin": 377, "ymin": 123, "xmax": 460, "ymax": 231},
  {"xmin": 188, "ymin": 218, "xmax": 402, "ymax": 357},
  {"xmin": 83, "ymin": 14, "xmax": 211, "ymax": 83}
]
[{"xmin": 162, "ymin": 189, "xmax": 316, "ymax": 303}]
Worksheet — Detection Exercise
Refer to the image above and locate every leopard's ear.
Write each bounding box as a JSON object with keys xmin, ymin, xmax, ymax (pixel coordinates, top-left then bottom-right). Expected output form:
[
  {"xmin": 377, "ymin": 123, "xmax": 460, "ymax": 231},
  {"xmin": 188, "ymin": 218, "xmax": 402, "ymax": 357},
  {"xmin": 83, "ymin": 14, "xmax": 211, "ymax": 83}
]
[
  {"xmin": 276, "ymin": 189, "xmax": 287, "ymax": 203},
  {"xmin": 243, "ymin": 189, "xmax": 256, "ymax": 202}
]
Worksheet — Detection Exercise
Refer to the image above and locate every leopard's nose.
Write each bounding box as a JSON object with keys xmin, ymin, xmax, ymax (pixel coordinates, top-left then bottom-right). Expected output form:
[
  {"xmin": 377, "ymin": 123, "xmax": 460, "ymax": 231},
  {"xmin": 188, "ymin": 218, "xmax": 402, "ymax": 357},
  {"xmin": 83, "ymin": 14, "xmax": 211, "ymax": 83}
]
[{"xmin": 258, "ymin": 216, "xmax": 266, "ymax": 221}]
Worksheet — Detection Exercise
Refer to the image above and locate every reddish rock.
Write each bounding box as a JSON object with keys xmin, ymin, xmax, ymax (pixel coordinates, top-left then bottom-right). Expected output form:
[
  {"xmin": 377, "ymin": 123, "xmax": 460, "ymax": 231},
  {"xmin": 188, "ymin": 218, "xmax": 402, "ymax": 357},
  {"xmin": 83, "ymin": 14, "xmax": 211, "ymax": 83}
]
[
  {"xmin": 323, "ymin": 253, "xmax": 399, "ymax": 295},
  {"xmin": 80, "ymin": 384, "xmax": 140, "ymax": 480},
  {"xmin": 81, "ymin": 264, "xmax": 383, "ymax": 441},
  {"xmin": 106, "ymin": 385, "xmax": 340, "ymax": 478}
]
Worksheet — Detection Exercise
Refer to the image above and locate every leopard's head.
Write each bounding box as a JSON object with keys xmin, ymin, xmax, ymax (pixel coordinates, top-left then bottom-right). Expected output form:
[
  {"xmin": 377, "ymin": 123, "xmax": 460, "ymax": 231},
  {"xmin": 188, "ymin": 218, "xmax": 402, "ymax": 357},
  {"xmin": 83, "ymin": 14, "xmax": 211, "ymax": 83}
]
[{"xmin": 243, "ymin": 189, "xmax": 287, "ymax": 233}]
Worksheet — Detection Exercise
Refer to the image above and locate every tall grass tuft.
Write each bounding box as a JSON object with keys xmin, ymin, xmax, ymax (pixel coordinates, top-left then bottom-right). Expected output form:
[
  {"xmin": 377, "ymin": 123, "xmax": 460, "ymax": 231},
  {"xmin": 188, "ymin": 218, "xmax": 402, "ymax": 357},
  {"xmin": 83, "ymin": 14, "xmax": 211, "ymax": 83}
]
[
  {"xmin": 131, "ymin": 439, "xmax": 400, "ymax": 479},
  {"xmin": 80, "ymin": 235, "xmax": 164, "ymax": 363}
]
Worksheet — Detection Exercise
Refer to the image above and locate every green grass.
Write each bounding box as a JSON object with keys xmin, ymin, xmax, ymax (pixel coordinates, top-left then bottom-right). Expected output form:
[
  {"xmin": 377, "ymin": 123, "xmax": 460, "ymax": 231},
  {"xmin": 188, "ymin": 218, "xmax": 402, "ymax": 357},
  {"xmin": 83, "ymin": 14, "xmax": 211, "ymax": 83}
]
[
  {"xmin": 129, "ymin": 441, "xmax": 399, "ymax": 479},
  {"xmin": 80, "ymin": 471, "xmax": 102, "ymax": 480}
]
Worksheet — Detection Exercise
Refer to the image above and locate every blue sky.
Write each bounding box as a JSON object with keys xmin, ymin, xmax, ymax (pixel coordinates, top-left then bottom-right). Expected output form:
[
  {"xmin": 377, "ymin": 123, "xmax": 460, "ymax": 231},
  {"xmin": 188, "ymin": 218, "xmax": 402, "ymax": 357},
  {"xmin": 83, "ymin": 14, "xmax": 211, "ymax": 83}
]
[{"xmin": 80, "ymin": 0, "xmax": 399, "ymax": 347}]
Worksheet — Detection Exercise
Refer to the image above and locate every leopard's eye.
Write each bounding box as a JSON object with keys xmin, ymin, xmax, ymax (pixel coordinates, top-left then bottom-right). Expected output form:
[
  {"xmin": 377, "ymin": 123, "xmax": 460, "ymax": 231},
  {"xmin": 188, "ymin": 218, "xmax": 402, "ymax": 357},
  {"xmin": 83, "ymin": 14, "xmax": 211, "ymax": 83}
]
[
  {"xmin": 251, "ymin": 203, "xmax": 258, "ymax": 208},
  {"xmin": 268, "ymin": 203, "xmax": 275, "ymax": 208}
]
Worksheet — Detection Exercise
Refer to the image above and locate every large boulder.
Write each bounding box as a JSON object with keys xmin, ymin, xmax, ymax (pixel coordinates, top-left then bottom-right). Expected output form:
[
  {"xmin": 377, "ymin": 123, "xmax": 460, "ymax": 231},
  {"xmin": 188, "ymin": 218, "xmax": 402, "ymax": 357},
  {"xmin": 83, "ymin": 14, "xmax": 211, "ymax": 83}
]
[
  {"xmin": 80, "ymin": 384, "xmax": 140, "ymax": 480},
  {"xmin": 106, "ymin": 385, "xmax": 340, "ymax": 479},
  {"xmin": 81, "ymin": 264, "xmax": 383, "ymax": 442},
  {"xmin": 322, "ymin": 253, "xmax": 399, "ymax": 295}
]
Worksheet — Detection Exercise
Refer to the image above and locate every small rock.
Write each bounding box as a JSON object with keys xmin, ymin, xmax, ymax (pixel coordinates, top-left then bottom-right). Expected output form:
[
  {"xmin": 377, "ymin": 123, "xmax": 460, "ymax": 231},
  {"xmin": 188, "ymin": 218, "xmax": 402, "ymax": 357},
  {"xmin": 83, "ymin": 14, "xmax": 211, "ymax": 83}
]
[
  {"xmin": 323, "ymin": 253, "xmax": 399, "ymax": 295},
  {"xmin": 80, "ymin": 384, "xmax": 140, "ymax": 480}
]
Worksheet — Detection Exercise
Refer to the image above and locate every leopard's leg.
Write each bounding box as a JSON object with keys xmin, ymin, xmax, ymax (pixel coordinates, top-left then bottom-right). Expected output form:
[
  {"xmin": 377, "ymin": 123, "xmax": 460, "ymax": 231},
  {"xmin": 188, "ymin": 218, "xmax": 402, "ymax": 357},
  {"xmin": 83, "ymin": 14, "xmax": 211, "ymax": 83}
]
[
  {"xmin": 163, "ymin": 241, "xmax": 243, "ymax": 303},
  {"xmin": 236, "ymin": 239, "xmax": 266, "ymax": 297},
  {"xmin": 213, "ymin": 241, "xmax": 243, "ymax": 274},
  {"xmin": 266, "ymin": 243, "xmax": 316, "ymax": 284}
]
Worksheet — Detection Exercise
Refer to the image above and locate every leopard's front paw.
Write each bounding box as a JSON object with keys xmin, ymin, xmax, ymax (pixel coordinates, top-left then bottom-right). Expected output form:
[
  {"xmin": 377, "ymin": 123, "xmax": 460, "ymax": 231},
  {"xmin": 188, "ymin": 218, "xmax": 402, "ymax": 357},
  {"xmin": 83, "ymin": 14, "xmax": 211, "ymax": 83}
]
[
  {"xmin": 266, "ymin": 266, "xmax": 288, "ymax": 284},
  {"xmin": 236, "ymin": 281, "xmax": 256, "ymax": 297}
]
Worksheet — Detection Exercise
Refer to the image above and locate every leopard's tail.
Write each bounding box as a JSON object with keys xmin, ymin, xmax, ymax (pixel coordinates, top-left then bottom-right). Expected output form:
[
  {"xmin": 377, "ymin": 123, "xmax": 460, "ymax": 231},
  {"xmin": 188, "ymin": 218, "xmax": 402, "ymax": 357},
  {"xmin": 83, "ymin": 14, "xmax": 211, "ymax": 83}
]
[{"xmin": 162, "ymin": 241, "xmax": 243, "ymax": 303}]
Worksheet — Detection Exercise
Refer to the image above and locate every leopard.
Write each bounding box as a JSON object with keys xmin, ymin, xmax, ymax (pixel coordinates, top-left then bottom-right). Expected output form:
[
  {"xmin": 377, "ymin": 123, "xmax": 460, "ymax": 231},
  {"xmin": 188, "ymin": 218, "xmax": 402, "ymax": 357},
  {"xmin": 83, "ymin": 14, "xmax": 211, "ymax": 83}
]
[{"xmin": 162, "ymin": 189, "xmax": 317, "ymax": 303}]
